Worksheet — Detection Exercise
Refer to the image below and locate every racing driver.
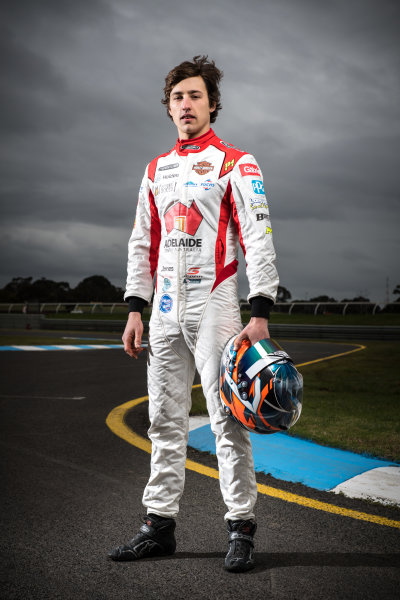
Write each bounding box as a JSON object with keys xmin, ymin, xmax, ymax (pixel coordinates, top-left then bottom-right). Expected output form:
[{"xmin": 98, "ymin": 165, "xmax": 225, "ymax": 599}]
[{"xmin": 108, "ymin": 55, "xmax": 279, "ymax": 572}]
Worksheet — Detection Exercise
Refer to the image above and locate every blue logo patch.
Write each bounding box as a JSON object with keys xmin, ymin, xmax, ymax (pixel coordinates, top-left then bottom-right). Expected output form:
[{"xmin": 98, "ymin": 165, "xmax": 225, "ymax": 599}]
[
  {"xmin": 201, "ymin": 179, "xmax": 215, "ymax": 191},
  {"xmin": 159, "ymin": 294, "xmax": 173, "ymax": 313},
  {"xmin": 162, "ymin": 278, "xmax": 171, "ymax": 291},
  {"xmin": 183, "ymin": 181, "xmax": 198, "ymax": 188},
  {"xmin": 252, "ymin": 180, "xmax": 265, "ymax": 195}
]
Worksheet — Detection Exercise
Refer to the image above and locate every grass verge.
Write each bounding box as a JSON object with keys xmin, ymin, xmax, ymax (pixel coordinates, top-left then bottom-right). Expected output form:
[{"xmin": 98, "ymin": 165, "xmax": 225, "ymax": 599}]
[{"xmin": 191, "ymin": 340, "xmax": 400, "ymax": 463}]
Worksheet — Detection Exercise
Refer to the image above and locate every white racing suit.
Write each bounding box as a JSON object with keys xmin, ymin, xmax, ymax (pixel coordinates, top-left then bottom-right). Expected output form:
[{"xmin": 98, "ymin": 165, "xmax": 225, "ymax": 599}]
[{"xmin": 125, "ymin": 129, "xmax": 279, "ymax": 520}]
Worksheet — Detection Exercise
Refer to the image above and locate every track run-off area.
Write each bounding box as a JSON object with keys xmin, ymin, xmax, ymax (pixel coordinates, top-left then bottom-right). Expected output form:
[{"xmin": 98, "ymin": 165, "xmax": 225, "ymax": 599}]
[
  {"xmin": 106, "ymin": 344, "xmax": 400, "ymax": 530},
  {"xmin": 1, "ymin": 337, "xmax": 399, "ymax": 600}
]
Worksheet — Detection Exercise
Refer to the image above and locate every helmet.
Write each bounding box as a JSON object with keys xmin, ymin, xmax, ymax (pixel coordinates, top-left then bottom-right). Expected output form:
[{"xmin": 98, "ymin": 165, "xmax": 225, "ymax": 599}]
[{"xmin": 220, "ymin": 337, "xmax": 303, "ymax": 434}]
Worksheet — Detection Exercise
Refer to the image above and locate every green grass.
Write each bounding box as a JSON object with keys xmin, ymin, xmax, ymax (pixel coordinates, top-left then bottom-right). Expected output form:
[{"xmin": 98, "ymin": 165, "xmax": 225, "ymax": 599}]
[{"xmin": 190, "ymin": 341, "xmax": 400, "ymax": 462}]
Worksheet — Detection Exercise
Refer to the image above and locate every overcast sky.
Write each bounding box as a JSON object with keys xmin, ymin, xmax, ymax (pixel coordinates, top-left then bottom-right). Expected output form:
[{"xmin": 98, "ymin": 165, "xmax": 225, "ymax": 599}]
[{"xmin": 1, "ymin": 0, "xmax": 399, "ymax": 303}]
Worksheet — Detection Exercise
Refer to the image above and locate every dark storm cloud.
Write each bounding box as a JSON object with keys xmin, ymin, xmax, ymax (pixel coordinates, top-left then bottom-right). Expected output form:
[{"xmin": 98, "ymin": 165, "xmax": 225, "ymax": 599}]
[
  {"xmin": 1, "ymin": 0, "xmax": 399, "ymax": 302},
  {"xmin": 0, "ymin": 26, "xmax": 73, "ymax": 135}
]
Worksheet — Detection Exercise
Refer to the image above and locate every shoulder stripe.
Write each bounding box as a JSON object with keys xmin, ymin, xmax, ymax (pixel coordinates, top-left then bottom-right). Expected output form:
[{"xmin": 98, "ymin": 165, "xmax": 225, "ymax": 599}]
[
  {"xmin": 218, "ymin": 147, "xmax": 247, "ymax": 179},
  {"xmin": 147, "ymin": 149, "xmax": 174, "ymax": 182}
]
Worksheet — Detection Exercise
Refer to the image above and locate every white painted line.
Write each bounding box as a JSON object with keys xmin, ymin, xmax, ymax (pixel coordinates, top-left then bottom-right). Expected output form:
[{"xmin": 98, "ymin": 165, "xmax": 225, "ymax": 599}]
[
  {"xmin": 332, "ymin": 466, "xmax": 400, "ymax": 506},
  {"xmin": 53, "ymin": 345, "xmax": 82, "ymax": 350},
  {"xmin": 62, "ymin": 337, "xmax": 120, "ymax": 341},
  {"xmin": 189, "ymin": 415, "xmax": 210, "ymax": 431},
  {"xmin": 13, "ymin": 345, "xmax": 46, "ymax": 351}
]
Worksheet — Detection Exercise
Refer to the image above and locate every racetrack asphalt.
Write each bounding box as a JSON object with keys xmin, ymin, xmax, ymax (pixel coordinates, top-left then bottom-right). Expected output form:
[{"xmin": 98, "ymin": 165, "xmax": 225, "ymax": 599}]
[{"xmin": 1, "ymin": 341, "xmax": 399, "ymax": 600}]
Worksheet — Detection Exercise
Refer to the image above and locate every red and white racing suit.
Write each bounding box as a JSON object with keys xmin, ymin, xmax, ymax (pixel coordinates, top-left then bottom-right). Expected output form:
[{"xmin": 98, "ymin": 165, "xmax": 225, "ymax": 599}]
[{"xmin": 125, "ymin": 129, "xmax": 279, "ymax": 520}]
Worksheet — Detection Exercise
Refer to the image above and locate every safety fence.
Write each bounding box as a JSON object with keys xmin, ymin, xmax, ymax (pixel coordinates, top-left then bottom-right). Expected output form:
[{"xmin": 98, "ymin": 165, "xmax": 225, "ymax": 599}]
[{"xmin": 1, "ymin": 301, "xmax": 398, "ymax": 315}]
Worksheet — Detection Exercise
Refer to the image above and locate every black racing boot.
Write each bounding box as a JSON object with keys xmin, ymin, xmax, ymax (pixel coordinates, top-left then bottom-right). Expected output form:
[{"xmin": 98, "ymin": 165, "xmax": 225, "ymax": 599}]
[
  {"xmin": 224, "ymin": 519, "xmax": 257, "ymax": 572},
  {"xmin": 108, "ymin": 514, "xmax": 176, "ymax": 561}
]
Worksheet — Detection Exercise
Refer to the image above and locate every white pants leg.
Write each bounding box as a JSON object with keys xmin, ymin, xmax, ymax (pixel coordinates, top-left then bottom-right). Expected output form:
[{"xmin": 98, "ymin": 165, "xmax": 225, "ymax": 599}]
[
  {"xmin": 143, "ymin": 311, "xmax": 196, "ymax": 518},
  {"xmin": 142, "ymin": 277, "xmax": 257, "ymax": 521},
  {"xmin": 194, "ymin": 279, "xmax": 258, "ymax": 521}
]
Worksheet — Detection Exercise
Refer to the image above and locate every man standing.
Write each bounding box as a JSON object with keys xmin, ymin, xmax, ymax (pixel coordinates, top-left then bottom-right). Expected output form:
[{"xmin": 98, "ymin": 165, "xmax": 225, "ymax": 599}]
[{"xmin": 109, "ymin": 56, "xmax": 279, "ymax": 572}]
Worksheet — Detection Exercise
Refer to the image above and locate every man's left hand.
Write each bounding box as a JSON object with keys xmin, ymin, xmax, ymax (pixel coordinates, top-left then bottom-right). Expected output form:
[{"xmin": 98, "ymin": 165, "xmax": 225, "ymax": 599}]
[{"xmin": 233, "ymin": 317, "xmax": 270, "ymax": 351}]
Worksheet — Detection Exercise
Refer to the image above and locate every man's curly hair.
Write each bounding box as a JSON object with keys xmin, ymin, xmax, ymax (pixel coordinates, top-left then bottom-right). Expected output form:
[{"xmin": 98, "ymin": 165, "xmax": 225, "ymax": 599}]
[{"xmin": 161, "ymin": 55, "xmax": 223, "ymax": 123}]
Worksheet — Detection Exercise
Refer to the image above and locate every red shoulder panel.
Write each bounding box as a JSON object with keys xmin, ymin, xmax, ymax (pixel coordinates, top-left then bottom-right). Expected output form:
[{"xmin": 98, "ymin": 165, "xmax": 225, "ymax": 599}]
[
  {"xmin": 147, "ymin": 157, "xmax": 158, "ymax": 183},
  {"xmin": 147, "ymin": 149, "xmax": 174, "ymax": 182},
  {"xmin": 217, "ymin": 147, "xmax": 247, "ymax": 179}
]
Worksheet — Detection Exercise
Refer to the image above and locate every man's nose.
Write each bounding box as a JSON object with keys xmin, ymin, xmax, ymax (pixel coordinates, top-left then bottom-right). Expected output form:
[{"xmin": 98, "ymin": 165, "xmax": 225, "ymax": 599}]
[{"xmin": 182, "ymin": 95, "xmax": 192, "ymax": 110}]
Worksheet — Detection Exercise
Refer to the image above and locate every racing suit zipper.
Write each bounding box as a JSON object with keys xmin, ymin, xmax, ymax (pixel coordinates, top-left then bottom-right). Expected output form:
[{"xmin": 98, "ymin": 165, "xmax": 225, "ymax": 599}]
[{"xmin": 178, "ymin": 153, "xmax": 191, "ymax": 325}]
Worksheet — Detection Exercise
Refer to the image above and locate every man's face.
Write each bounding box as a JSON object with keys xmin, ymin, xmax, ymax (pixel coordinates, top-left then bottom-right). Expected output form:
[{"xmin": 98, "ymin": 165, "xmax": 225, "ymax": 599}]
[{"xmin": 168, "ymin": 76, "xmax": 215, "ymax": 140}]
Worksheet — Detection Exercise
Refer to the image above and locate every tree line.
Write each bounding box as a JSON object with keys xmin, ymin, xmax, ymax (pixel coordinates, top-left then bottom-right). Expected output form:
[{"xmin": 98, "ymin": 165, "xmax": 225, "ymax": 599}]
[
  {"xmin": 0, "ymin": 276, "xmax": 124, "ymax": 303},
  {"xmin": 1, "ymin": 276, "xmax": 399, "ymax": 304}
]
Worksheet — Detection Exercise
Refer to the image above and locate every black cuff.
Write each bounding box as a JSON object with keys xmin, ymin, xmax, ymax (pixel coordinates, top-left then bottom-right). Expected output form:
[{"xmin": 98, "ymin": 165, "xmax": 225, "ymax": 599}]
[
  {"xmin": 249, "ymin": 296, "xmax": 273, "ymax": 319},
  {"xmin": 126, "ymin": 296, "xmax": 148, "ymax": 315}
]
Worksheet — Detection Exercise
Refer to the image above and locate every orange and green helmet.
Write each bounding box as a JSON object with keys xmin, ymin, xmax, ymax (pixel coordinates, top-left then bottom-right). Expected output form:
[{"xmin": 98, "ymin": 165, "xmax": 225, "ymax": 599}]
[{"xmin": 220, "ymin": 337, "xmax": 303, "ymax": 434}]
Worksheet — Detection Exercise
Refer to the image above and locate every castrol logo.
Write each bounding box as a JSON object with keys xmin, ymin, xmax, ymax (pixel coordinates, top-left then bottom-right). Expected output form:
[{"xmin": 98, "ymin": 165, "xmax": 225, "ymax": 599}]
[{"xmin": 239, "ymin": 163, "xmax": 261, "ymax": 177}]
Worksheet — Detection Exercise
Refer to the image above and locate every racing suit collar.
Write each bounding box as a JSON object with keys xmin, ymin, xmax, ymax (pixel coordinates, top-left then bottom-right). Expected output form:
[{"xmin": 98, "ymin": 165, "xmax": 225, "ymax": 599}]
[{"xmin": 175, "ymin": 129, "xmax": 216, "ymax": 156}]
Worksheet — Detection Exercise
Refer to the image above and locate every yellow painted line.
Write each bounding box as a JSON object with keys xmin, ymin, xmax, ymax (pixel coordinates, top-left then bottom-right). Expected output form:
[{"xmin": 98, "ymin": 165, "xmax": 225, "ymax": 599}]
[
  {"xmin": 105, "ymin": 341, "xmax": 400, "ymax": 529},
  {"xmin": 106, "ymin": 394, "xmax": 400, "ymax": 530},
  {"xmin": 296, "ymin": 343, "xmax": 366, "ymax": 368}
]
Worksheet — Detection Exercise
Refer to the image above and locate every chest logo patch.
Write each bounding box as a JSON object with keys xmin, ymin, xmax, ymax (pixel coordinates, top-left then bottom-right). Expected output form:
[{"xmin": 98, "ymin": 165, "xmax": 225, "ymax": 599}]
[
  {"xmin": 192, "ymin": 161, "xmax": 214, "ymax": 176},
  {"xmin": 164, "ymin": 201, "xmax": 203, "ymax": 236}
]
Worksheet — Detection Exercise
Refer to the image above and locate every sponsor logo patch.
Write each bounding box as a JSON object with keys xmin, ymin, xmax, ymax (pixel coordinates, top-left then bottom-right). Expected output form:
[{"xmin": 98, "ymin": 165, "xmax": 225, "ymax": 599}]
[
  {"xmin": 224, "ymin": 159, "xmax": 235, "ymax": 172},
  {"xmin": 162, "ymin": 278, "xmax": 171, "ymax": 291},
  {"xmin": 154, "ymin": 182, "xmax": 176, "ymax": 196},
  {"xmin": 220, "ymin": 140, "xmax": 235, "ymax": 149},
  {"xmin": 159, "ymin": 294, "xmax": 173, "ymax": 313},
  {"xmin": 181, "ymin": 144, "xmax": 201, "ymax": 150},
  {"xmin": 164, "ymin": 238, "xmax": 202, "ymax": 248},
  {"xmin": 183, "ymin": 181, "xmax": 198, "ymax": 188},
  {"xmin": 201, "ymin": 179, "xmax": 215, "ymax": 191},
  {"xmin": 265, "ymin": 226, "xmax": 272, "ymax": 235},
  {"xmin": 164, "ymin": 201, "xmax": 203, "ymax": 235},
  {"xmin": 183, "ymin": 267, "xmax": 202, "ymax": 284},
  {"xmin": 159, "ymin": 163, "xmax": 179, "ymax": 171},
  {"xmin": 239, "ymin": 163, "xmax": 261, "ymax": 177},
  {"xmin": 161, "ymin": 266, "xmax": 174, "ymax": 272},
  {"xmin": 250, "ymin": 199, "xmax": 269, "ymax": 211},
  {"xmin": 252, "ymin": 180, "xmax": 265, "ymax": 195},
  {"xmin": 192, "ymin": 161, "xmax": 214, "ymax": 176},
  {"xmin": 256, "ymin": 213, "xmax": 269, "ymax": 221}
]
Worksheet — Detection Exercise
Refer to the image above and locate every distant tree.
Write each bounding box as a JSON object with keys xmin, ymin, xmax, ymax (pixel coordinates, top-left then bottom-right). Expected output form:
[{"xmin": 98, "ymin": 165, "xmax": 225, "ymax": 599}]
[
  {"xmin": 28, "ymin": 278, "xmax": 71, "ymax": 302},
  {"xmin": 393, "ymin": 284, "xmax": 400, "ymax": 301},
  {"xmin": 309, "ymin": 295, "xmax": 337, "ymax": 302},
  {"xmin": 72, "ymin": 275, "xmax": 122, "ymax": 302},
  {"xmin": 276, "ymin": 285, "xmax": 291, "ymax": 303},
  {"xmin": 341, "ymin": 296, "xmax": 370, "ymax": 302},
  {"xmin": 0, "ymin": 277, "xmax": 33, "ymax": 302}
]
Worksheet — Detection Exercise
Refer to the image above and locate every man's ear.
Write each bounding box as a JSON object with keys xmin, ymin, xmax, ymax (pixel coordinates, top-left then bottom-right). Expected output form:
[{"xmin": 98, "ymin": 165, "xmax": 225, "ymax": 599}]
[{"xmin": 209, "ymin": 102, "xmax": 216, "ymax": 114}]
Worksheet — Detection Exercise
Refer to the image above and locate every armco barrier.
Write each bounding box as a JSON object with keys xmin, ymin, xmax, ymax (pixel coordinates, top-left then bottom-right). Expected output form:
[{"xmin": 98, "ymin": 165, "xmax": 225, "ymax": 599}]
[{"xmin": 0, "ymin": 314, "xmax": 42, "ymax": 329}]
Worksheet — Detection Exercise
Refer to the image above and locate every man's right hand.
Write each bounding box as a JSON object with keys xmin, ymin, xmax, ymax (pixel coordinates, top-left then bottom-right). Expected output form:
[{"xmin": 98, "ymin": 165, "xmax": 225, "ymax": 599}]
[{"xmin": 122, "ymin": 312, "xmax": 144, "ymax": 359}]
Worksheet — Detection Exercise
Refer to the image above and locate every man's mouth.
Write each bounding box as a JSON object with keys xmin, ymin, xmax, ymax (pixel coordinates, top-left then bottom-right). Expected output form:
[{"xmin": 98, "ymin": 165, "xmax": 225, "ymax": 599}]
[{"xmin": 181, "ymin": 114, "xmax": 195, "ymax": 121}]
